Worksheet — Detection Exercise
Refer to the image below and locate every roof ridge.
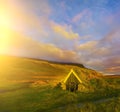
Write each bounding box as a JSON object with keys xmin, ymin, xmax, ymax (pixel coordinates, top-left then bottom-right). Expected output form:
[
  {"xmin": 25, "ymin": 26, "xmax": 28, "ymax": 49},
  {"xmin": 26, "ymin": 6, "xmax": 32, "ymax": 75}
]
[{"xmin": 63, "ymin": 69, "xmax": 82, "ymax": 83}]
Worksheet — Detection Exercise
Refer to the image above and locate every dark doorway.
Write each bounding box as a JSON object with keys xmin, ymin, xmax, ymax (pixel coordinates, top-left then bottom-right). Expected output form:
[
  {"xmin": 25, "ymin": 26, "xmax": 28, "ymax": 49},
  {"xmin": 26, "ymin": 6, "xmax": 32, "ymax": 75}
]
[{"xmin": 66, "ymin": 82, "xmax": 78, "ymax": 92}]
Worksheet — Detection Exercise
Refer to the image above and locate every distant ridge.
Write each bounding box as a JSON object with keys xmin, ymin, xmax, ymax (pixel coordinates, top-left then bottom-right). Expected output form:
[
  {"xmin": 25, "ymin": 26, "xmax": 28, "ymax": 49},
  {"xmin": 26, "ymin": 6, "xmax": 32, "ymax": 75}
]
[
  {"xmin": 46, "ymin": 61, "xmax": 85, "ymax": 68},
  {"xmin": 0, "ymin": 55, "xmax": 85, "ymax": 68}
]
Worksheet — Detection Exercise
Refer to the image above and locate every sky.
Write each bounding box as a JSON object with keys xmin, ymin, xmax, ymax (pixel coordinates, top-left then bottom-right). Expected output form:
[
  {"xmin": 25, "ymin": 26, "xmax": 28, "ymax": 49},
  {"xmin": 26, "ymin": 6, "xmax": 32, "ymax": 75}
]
[{"xmin": 0, "ymin": 0, "xmax": 120, "ymax": 75}]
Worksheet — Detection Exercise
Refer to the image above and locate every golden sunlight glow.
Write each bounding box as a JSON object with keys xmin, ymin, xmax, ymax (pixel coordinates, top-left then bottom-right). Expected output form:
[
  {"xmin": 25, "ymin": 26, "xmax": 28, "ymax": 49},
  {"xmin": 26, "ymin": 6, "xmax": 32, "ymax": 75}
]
[
  {"xmin": 0, "ymin": 7, "xmax": 13, "ymax": 54},
  {"xmin": 0, "ymin": 28, "xmax": 11, "ymax": 54},
  {"xmin": 0, "ymin": 2, "xmax": 13, "ymax": 28},
  {"xmin": 0, "ymin": 15, "xmax": 11, "ymax": 27}
]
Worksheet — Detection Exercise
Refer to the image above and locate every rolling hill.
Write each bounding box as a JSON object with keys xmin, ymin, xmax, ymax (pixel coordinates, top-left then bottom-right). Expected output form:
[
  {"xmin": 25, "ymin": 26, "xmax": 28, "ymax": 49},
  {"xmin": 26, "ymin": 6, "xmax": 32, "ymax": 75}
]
[{"xmin": 0, "ymin": 55, "xmax": 102, "ymax": 87}]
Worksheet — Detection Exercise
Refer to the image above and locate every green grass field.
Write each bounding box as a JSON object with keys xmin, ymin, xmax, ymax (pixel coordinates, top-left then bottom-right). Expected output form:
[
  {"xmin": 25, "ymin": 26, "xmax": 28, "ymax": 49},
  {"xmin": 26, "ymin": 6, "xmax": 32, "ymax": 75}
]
[{"xmin": 0, "ymin": 55, "xmax": 120, "ymax": 112}]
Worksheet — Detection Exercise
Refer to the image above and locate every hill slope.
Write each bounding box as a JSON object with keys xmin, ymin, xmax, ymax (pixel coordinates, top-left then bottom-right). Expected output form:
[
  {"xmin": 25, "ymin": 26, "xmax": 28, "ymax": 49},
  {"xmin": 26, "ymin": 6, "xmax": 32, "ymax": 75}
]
[{"xmin": 0, "ymin": 55, "xmax": 102, "ymax": 85}]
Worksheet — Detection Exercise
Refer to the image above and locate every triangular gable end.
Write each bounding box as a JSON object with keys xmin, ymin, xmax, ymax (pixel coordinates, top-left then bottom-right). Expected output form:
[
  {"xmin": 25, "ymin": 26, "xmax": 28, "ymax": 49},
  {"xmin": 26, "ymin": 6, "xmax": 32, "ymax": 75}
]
[{"xmin": 63, "ymin": 69, "xmax": 82, "ymax": 84}]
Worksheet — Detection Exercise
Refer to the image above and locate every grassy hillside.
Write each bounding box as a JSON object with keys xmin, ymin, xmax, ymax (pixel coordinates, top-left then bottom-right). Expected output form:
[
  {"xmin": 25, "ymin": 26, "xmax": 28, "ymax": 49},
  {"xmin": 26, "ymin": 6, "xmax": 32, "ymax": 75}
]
[
  {"xmin": 0, "ymin": 55, "xmax": 102, "ymax": 88},
  {"xmin": 0, "ymin": 55, "xmax": 120, "ymax": 112}
]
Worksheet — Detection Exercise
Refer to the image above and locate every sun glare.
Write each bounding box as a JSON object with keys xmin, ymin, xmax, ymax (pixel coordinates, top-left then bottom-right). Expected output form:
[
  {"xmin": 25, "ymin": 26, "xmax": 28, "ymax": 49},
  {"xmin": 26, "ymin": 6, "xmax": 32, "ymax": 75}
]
[
  {"xmin": 0, "ymin": 9, "xmax": 13, "ymax": 54},
  {"xmin": 0, "ymin": 32, "xmax": 11, "ymax": 54},
  {"xmin": 0, "ymin": 15, "xmax": 11, "ymax": 27}
]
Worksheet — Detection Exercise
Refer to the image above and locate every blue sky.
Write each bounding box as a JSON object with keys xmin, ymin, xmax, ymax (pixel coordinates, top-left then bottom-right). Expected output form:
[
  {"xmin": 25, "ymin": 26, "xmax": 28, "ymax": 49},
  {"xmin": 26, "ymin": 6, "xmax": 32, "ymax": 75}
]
[{"xmin": 0, "ymin": 0, "xmax": 120, "ymax": 75}]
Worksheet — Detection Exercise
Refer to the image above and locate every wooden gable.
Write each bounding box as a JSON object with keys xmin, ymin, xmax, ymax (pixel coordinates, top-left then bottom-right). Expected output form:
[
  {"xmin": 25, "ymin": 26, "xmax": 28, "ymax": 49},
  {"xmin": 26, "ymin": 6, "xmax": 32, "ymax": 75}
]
[{"xmin": 63, "ymin": 69, "xmax": 82, "ymax": 84}]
